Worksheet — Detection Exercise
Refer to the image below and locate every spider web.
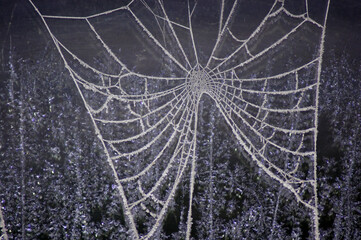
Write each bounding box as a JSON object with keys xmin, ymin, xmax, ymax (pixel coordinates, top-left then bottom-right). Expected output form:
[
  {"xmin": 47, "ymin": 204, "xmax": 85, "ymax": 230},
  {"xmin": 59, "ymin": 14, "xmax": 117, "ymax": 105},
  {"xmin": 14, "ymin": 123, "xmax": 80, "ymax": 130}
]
[{"xmin": 27, "ymin": 0, "xmax": 330, "ymax": 239}]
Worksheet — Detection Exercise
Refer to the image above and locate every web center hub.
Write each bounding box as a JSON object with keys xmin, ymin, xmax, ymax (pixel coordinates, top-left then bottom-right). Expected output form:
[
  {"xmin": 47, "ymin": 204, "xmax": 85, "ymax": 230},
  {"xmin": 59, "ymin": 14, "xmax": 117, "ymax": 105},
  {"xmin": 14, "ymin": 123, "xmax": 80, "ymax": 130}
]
[{"xmin": 186, "ymin": 65, "xmax": 212, "ymax": 96}]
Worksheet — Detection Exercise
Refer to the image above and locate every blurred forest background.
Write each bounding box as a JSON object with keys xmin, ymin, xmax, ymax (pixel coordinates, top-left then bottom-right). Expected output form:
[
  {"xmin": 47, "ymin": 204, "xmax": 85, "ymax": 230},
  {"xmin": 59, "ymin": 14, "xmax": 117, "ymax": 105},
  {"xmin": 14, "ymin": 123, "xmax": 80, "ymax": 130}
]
[{"xmin": 0, "ymin": 0, "xmax": 361, "ymax": 239}]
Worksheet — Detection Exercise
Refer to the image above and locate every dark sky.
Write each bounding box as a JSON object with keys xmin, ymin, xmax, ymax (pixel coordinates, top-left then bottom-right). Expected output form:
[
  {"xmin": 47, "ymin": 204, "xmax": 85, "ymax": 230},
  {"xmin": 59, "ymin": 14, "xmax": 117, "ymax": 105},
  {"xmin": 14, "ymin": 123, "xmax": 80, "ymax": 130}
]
[{"xmin": 1, "ymin": 0, "xmax": 361, "ymax": 65}]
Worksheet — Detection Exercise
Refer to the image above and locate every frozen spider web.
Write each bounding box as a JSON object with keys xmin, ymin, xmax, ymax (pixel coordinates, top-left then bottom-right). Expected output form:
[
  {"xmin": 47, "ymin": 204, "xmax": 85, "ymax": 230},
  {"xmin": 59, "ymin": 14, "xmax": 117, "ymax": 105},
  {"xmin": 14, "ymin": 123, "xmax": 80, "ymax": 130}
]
[{"xmin": 25, "ymin": 0, "xmax": 330, "ymax": 239}]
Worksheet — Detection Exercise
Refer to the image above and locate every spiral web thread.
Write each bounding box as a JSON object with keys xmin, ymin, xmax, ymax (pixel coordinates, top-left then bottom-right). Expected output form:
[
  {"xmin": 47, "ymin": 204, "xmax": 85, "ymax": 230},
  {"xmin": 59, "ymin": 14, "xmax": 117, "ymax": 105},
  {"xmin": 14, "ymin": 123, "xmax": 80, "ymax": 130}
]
[{"xmin": 27, "ymin": 0, "xmax": 330, "ymax": 239}]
